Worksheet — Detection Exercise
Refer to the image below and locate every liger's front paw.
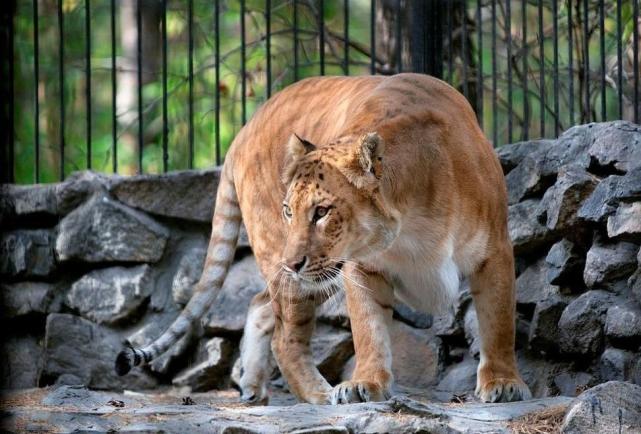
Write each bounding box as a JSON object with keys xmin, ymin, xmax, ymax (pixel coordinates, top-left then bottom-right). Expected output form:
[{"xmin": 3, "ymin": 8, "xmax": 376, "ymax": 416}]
[
  {"xmin": 475, "ymin": 377, "xmax": 532, "ymax": 403},
  {"xmin": 330, "ymin": 381, "xmax": 391, "ymax": 404}
]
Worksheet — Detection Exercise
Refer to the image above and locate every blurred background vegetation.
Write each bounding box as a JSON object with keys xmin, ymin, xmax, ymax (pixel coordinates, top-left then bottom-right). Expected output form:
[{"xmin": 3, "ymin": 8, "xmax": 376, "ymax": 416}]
[{"xmin": 7, "ymin": 0, "xmax": 640, "ymax": 184}]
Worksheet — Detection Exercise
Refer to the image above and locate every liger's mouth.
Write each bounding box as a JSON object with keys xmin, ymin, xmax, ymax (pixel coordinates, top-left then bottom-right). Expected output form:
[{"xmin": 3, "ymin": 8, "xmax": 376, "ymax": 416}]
[{"xmin": 312, "ymin": 260, "xmax": 344, "ymax": 283}]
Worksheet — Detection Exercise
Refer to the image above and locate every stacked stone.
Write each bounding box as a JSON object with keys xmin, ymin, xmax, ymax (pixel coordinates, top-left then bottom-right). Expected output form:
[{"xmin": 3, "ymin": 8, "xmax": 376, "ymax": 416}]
[
  {"xmin": 0, "ymin": 169, "xmax": 251, "ymax": 391},
  {"xmin": 497, "ymin": 121, "xmax": 641, "ymax": 396},
  {"xmin": 1, "ymin": 121, "xmax": 640, "ymax": 404}
]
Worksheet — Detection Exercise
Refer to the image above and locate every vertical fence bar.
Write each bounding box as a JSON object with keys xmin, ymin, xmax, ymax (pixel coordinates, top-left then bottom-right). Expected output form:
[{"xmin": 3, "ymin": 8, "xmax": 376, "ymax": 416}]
[
  {"xmin": 240, "ymin": 0, "xmax": 246, "ymax": 125},
  {"xmin": 552, "ymin": 0, "xmax": 559, "ymax": 135},
  {"xmin": 136, "ymin": 0, "xmax": 143, "ymax": 173},
  {"xmin": 462, "ymin": 0, "xmax": 469, "ymax": 100},
  {"xmin": 162, "ymin": 0, "xmax": 168, "ymax": 172},
  {"xmin": 111, "ymin": 0, "xmax": 117, "ymax": 173},
  {"xmin": 266, "ymin": 0, "xmax": 272, "ymax": 97},
  {"xmin": 522, "ymin": 0, "xmax": 529, "ymax": 140},
  {"xmin": 319, "ymin": 0, "xmax": 325, "ymax": 75},
  {"xmin": 447, "ymin": 0, "xmax": 452, "ymax": 82},
  {"xmin": 344, "ymin": 0, "xmax": 349, "ymax": 75},
  {"xmin": 395, "ymin": 0, "xmax": 402, "ymax": 73},
  {"xmin": 599, "ymin": 0, "xmax": 605, "ymax": 120},
  {"xmin": 568, "ymin": 0, "xmax": 574, "ymax": 125},
  {"xmin": 293, "ymin": 0, "xmax": 298, "ymax": 81},
  {"xmin": 491, "ymin": 0, "xmax": 497, "ymax": 145},
  {"xmin": 188, "ymin": 0, "xmax": 194, "ymax": 167},
  {"xmin": 58, "ymin": 0, "xmax": 65, "ymax": 181},
  {"xmin": 506, "ymin": 0, "xmax": 513, "ymax": 143},
  {"xmin": 215, "ymin": 0, "xmax": 221, "ymax": 165},
  {"xmin": 617, "ymin": 0, "xmax": 623, "ymax": 119},
  {"xmin": 33, "ymin": 0, "xmax": 40, "ymax": 182},
  {"xmin": 634, "ymin": 0, "xmax": 639, "ymax": 123},
  {"xmin": 370, "ymin": 0, "xmax": 376, "ymax": 74},
  {"xmin": 161, "ymin": 0, "xmax": 169, "ymax": 173},
  {"xmin": 476, "ymin": 0, "xmax": 483, "ymax": 126},
  {"xmin": 85, "ymin": 0, "xmax": 92, "ymax": 169},
  {"xmin": 538, "ymin": 0, "xmax": 544, "ymax": 137},
  {"xmin": 582, "ymin": 0, "xmax": 589, "ymax": 123},
  {"xmin": 5, "ymin": 0, "xmax": 15, "ymax": 182}
]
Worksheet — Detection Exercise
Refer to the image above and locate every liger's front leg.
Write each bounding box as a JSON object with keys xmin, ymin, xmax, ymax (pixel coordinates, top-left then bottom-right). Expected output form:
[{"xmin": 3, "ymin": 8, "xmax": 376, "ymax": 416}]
[
  {"xmin": 331, "ymin": 264, "xmax": 395, "ymax": 404},
  {"xmin": 271, "ymin": 290, "xmax": 332, "ymax": 404}
]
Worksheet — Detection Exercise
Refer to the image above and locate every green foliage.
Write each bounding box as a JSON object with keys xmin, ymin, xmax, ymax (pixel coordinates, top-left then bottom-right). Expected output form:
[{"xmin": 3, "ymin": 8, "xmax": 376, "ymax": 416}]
[{"xmin": 10, "ymin": 0, "xmax": 639, "ymax": 184}]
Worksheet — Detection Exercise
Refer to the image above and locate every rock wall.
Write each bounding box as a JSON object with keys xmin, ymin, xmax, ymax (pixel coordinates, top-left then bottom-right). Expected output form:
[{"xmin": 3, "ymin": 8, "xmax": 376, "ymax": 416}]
[{"xmin": 1, "ymin": 121, "xmax": 640, "ymax": 403}]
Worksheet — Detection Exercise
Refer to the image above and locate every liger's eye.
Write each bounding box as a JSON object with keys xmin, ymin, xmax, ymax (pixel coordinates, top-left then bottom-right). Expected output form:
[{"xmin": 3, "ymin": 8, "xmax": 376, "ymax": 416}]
[
  {"xmin": 283, "ymin": 204, "xmax": 292, "ymax": 218},
  {"xmin": 313, "ymin": 206, "xmax": 329, "ymax": 222}
]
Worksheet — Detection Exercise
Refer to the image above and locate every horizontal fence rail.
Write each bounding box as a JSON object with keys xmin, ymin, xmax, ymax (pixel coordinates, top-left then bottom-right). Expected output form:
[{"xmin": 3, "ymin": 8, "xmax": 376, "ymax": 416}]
[{"xmin": 1, "ymin": 0, "xmax": 640, "ymax": 184}]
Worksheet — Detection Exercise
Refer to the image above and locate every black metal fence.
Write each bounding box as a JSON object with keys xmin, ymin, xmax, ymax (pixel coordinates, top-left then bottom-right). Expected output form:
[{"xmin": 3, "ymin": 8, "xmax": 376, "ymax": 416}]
[{"xmin": 1, "ymin": 0, "xmax": 639, "ymax": 184}]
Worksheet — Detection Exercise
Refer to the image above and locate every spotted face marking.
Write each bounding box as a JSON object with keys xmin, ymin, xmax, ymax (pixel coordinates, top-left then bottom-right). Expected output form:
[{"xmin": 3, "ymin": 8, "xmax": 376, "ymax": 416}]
[{"xmin": 280, "ymin": 137, "xmax": 399, "ymax": 292}]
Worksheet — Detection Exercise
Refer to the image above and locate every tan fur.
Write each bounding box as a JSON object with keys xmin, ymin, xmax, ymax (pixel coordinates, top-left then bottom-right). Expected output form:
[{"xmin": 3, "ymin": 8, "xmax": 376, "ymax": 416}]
[{"xmin": 220, "ymin": 74, "xmax": 528, "ymax": 404}]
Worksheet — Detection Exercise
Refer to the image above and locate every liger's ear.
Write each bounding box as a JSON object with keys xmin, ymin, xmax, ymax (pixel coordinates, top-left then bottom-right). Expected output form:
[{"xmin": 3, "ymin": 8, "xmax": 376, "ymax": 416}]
[
  {"xmin": 339, "ymin": 132, "xmax": 385, "ymax": 190},
  {"xmin": 282, "ymin": 133, "xmax": 316, "ymax": 184},
  {"xmin": 358, "ymin": 132, "xmax": 384, "ymax": 175}
]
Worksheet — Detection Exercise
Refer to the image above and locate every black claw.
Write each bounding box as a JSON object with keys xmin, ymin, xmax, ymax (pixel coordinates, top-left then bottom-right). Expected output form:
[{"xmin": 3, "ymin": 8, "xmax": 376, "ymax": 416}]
[
  {"xmin": 115, "ymin": 349, "xmax": 133, "ymax": 376},
  {"xmin": 241, "ymin": 393, "xmax": 257, "ymax": 403}
]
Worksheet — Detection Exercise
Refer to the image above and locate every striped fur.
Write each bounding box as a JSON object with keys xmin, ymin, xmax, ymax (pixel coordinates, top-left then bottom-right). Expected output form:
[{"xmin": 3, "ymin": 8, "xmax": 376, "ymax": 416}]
[{"xmin": 115, "ymin": 163, "xmax": 241, "ymax": 376}]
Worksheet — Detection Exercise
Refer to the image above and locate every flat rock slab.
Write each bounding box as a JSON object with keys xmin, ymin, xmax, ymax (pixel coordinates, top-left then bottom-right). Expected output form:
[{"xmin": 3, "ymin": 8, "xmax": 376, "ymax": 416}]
[{"xmin": 0, "ymin": 386, "xmax": 573, "ymax": 433}]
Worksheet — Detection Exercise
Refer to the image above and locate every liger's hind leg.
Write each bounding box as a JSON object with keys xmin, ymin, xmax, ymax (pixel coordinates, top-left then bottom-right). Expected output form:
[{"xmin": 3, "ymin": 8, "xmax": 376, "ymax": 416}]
[
  {"xmin": 470, "ymin": 243, "xmax": 532, "ymax": 403},
  {"xmin": 238, "ymin": 289, "xmax": 275, "ymax": 405}
]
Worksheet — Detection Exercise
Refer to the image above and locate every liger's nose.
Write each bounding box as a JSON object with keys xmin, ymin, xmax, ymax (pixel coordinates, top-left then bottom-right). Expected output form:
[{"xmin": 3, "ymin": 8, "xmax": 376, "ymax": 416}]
[{"xmin": 286, "ymin": 256, "xmax": 308, "ymax": 273}]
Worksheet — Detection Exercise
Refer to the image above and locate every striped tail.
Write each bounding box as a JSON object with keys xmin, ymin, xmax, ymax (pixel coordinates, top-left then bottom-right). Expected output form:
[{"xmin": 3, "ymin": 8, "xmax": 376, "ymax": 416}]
[{"xmin": 115, "ymin": 163, "xmax": 242, "ymax": 376}]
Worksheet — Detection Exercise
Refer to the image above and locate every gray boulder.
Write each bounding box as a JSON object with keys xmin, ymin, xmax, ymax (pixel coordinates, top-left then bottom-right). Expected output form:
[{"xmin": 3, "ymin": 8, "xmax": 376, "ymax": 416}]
[
  {"xmin": 202, "ymin": 255, "xmax": 266, "ymax": 335},
  {"xmin": 583, "ymin": 239, "xmax": 638, "ymax": 288},
  {"xmin": 0, "ymin": 229, "xmax": 56, "ymax": 277},
  {"xmin": 55, "ymin": 171, "xmax": 110, "ymax": 215},
  {"xmin": 0, "ymin": 183, "xmax": 57, "ymax": 221},
  {"xmin": 109, "ymin": 169, "xmax": 220, "ymax": 223},
  {"xmin": 66, "ymin": 265, "xmax": 155, "ymax": 325},
  {"xmin": 317, "ymin": 290, "xmax": 350, "ymax": 329},
  {"xmin": 605, "ymin": 304, "xmax": 641, "ymax": 347},
  {"xmin": 171, "ymin": 245, "xmax": 207, "ymax": 306},
  {"xmin": 562, "ymin": 381, "xmax": 641, "ymax": 433},
  {"xmin": 0, "ymin": 335, "xmax": 43, "ymax": 389},
  {"xmin": 587, "ymin": 121, "xmax": 641, "ymax": 173},
  {"xmin": 545, "ymin": 239, "xmax": 585, "ymax": 287},
  {"xmin": 42, "ymin": 313, "xmax": 158, "ymax": 390},
  {"xmin": 56, "ymin": 195, "xmax": 169, "ymax": 263},
  {"xmin": 532, "ymin": 123, "xmax": 593, "ymax": 174},
  {"xmin": 516, "ymin": 258, "xmax": 559, "ymax": 309},
  {"xmin": 508, "ymin": 199, "xmax": 557, "ymax": 254},
  {"xmin": 0, "ymin": 281, "xmax": 59, "ymax": 318},
  {"xmin": 599, "ymin": 348, "xmax": 636, "ymax": 382},
  {"xmin": 435, "ymin": 355, "xmax": 477, "ymax": 397},
  {"xmin": 529, "ymin": 296, "xmax": 568, "ymax": 354},
  {"xmin": 312, "ymin": 324, "xmax": 354, "ymax": 384},
  {"xmin": 505, "ymin": 156, "xmax": 549, "ymax": 205},
  {"xmin": 393, "ymin": 302, "xmax": 433, "ymax": 329},
  {"xmin": 631, "ymin": 268, "xmax": 641, "ymax": 305},
  {"xmin": 553, "ymin": 371, "xmax": 593, "ymax": 397},
  {"xmin": 463, "ymin": 307, "xmax": 481, "ymax": 358},
  {"xmin": 172, "ymin": 337, "xmax": 234, "ymax": 391},
  {"xmin": 0, "ymin": 171, "xmax": 107, "ymax": 223},
  {"xmin": 607, "ymin": 201, "xmax": 641, "ymax": 239},
  {"xmin": 537, "ymin": 165, "xmax": 598, "ymax": 232},
  {"xmin": 578, "ymin": 167, "xmax": 641, "ymax": 223},
  {"xmin": 496, "ymin": 139, "xmax": 553, "ymax": 174},
  {"xmin": 558, "ymin": 290, "xmax": 614, "ymax": 356}
]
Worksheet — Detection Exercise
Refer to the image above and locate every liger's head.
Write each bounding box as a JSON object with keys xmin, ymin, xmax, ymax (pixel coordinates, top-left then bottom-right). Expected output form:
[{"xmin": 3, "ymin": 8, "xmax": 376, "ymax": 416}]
[{"xmin": 280, "ymin": 132, "xmax": 399, "ymax": 287}]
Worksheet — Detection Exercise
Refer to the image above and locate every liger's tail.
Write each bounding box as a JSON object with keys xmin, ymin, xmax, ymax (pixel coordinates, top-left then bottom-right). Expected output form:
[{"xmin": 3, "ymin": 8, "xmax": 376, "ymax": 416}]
[{"xmin": 115, "ymin": 162, "xmax": 241, "ymax": 376}]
